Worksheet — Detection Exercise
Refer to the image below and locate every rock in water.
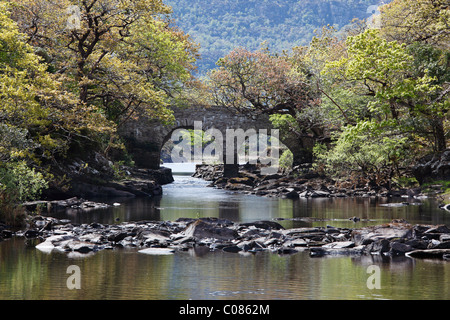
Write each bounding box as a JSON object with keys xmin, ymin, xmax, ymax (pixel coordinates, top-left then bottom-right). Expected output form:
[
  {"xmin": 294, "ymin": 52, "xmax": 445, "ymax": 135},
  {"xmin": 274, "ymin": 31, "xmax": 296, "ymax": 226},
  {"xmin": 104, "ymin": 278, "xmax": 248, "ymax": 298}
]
[
  {"xmin": 183, "ymin": 219, "xmax": 238, "ymax": 241},
  {"xmin": 138, "ymin": 248, "xmax": 175, "ymax": 255}
]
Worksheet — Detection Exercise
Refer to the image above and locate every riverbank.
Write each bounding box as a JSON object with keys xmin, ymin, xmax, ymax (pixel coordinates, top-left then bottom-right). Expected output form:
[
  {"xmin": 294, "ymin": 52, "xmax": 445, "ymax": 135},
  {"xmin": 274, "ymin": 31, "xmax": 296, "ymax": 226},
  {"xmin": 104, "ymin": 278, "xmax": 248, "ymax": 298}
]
[
  {"xmin": 193, "ymin": 164, "xmax": 450, "ymax": 204},
  {"xmin": 1, "ymin": 215, "xmax": 449, "ymax": 261}
]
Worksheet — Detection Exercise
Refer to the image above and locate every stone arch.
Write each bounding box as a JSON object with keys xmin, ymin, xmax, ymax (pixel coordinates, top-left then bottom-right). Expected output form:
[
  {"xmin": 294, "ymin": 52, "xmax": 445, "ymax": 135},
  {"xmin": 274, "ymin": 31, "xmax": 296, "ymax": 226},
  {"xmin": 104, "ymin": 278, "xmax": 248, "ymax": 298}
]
[{"xmin": 119, "ymin": 105, "xmax": 312, "ymax": 175}]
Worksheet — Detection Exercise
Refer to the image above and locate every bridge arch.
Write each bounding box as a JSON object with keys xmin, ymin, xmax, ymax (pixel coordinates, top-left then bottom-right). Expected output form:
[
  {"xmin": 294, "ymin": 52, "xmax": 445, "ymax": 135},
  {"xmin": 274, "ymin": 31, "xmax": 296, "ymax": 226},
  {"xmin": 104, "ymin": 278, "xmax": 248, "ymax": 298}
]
[{"xmin": 119, "ymin": 105, "xmax": 311, "ymax": 176}]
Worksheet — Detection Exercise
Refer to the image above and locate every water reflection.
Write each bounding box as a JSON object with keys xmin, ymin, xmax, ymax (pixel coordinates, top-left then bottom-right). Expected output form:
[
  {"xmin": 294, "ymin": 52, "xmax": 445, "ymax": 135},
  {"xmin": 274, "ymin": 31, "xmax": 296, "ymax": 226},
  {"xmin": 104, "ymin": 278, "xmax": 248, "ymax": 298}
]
[
  {"xmin": 48, "ymin": 175, "xmax": 450, "ymax": 228},
  {"xmin": 1, "ymin": 233, "xmax": 450, "ymax": 300},
  {"xmin": 1, "ymin": 173, "xmax": 450, "ymax": 300}
]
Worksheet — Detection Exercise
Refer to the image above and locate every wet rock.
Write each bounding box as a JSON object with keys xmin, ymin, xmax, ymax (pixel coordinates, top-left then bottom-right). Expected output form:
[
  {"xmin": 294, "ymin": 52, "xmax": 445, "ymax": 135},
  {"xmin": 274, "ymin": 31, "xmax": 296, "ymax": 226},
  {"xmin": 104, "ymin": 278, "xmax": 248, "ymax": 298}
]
[
  {"xmin": 239, "ymin": 220, "xmax": 285, "ymax": 231},
  {"xmin": 352, "ymin": 223, "xmax": 413, "ymax": 246},
  {"xmin": 284, "ymin": 190, "xmax": 299, "ymax": 199},
  {"xmin": 65, "ymin": 241, "xmax": 98, "ymax": 253},
  {"xmin": 139, "ymin": 248, "xmax": 175, "ymax": 255},
  {"xmin": 406, "ymin": 249, "xmax": 450, "ymax": 259},
  {"xmin": 277, "ymin": 247, "xmax": 298, "ymax": 255},
  {"xmin": 322, "ymin": 241, "xmax": 355, "ymax": 249},
  {"xmin": 24, "ymin": 229, "xmax": 40, "ymax": 239},
  {"xmin": 365, "ymin": 239, "xmax": 390, "ymax": 254},
  {"xmin": 405, "ymin": 239, "xmax": 429, "ymax": 249},
  {"xmin": 107, "ymin": 231, "xmax": 129, "ymax": 242},
  {"xmin": 183, "ymin": 220, "xmax": 238, "ymax": 241},
  {"xmin": 390, "ymin": 241, "xmax": 414, "ymax": 255},
  {"xmin": 222, "ymin": 246, "xmax": 242, "ymax": 253},
  {"xmin": 1, "ymin": 230, "xmax": 13, "ymax": 238}
]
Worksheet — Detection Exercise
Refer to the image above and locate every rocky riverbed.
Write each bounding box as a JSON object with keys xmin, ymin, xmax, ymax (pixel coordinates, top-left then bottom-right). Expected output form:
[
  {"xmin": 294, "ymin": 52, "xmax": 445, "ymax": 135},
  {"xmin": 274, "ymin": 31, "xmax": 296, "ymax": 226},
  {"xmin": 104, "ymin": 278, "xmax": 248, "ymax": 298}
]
[
  {"xmin": 192, "ymin": 163, "xmax": 444, "ymax": 200},
  {"xmin": 1, "ymin": 215, "xmax": 449, "ymax": 260}
]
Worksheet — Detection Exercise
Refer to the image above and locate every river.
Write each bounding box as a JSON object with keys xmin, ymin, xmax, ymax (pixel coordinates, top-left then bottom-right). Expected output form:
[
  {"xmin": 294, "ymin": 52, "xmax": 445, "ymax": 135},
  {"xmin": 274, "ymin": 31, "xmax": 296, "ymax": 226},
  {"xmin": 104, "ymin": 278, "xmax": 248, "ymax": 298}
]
[{"xmin": 0, "ymin": 164, "xmax": 449, "ymax": 300}]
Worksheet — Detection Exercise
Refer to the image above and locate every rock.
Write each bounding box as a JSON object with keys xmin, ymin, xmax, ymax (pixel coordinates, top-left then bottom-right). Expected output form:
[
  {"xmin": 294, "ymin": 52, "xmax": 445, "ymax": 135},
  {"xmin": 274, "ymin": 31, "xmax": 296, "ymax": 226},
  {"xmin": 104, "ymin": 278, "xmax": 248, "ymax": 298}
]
[
  {"xmin": 413, "ymin": 149, "xmax": 450, "ymax": 184},
  {"xmin": 365, "ymin": 239, "xmax": 391, "ymax": 254},
  {"xmin": 285, "ymin": 238, "xmax": 308, "ymax": 247},
  {"xmin": 138, "ymin": 248, "xmax": 175, "ymax": 255},
  {"xmin": 310, "ymin": 190, "xmax": 330, "ymax": 198},
  {"xmin": 390, "ymin": 241, "xmax": 414, "ymax": 255},
  {"xmin": 239, "ymin": 220, "xmax": 285, "ymax": 231},
  {"xmin": 277, "ymin": 247, "xmax": 298, "ymax": 255},
  {"xmin": 222, "ymin": 246, "xmax": 242, "ymax": 253},
  {"xmin": 405, "ymin": 239, "xmax": 429, "ymax": 249},
  {"xmin": 406, "ymin": 249, "xmax": 450, "ymax": 260},
  {"xmin": 64, "ymin": 241, "xmax": 98, "ymax": 253},
  {"xmin": 322, "ymin": 241, "xmax": 355, "ymax": 249},
  {"xmin": 1, "ymin": 230, "xmax": 13, "ymax": 238},
  {"xmin": 352, "ymin": 223, "xmax": 413, "ymax": 246},
  {"xmin": 137, "ymin": 229, "xmax": 171, "ymax": 243},
  {"xmin": 24, "ymin": 229, "xmax": 40, "ymax": 238},
  {"xmin": 228, "ymin": 177, "xmax": 254, "ymax": 186},
  {"xmin": 183, "ymin": 220, "xmax": 238, "ymax": 241},
  {"xmin": 284, "ymin": 190, "xmax": 299, "ymax": 199},
  {"xmin": 107, "ymin": 231, "xmax": 129, "ymax": 242},
  {"xmin": 424, "ymin": 225, "xmax": 450, "ymax": 234}
]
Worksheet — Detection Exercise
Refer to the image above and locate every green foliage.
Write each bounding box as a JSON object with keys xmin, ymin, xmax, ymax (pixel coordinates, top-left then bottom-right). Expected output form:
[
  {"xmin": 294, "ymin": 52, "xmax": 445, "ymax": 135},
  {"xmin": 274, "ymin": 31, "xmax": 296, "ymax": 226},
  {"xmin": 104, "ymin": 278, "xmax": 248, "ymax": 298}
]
[
  {"xmin": 313, "ymin": 122, "xmax": 408, "ymax": 185},
  {"xmin": 0, "ymin": 161, "xmax": 48, "ymax": 226},
  {"xmin": 279, "ymin": 149, "xmax": 293, "ymax": 170},
  {"xmin": 0, "ymin": 161, "xmax": 47, "ymax": 204}
]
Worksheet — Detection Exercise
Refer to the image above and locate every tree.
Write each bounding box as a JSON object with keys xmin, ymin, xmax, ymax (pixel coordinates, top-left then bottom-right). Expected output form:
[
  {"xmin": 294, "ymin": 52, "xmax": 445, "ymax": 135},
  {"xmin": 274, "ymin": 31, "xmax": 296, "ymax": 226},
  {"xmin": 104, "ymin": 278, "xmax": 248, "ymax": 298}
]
[
  {"xmin": 323, "ymin": 29, "xmax": 447, "ymax": 151},
  {"xmin": 380, "ymin": 0, "xmax": 450, "ymax": 48},
  {"xmin": 207, "ymin": 47, "xmax": 323, "ymax": 162},
  {"xmin": 9, "ymin": 0, "xmax": 199, "ymax": 144}
]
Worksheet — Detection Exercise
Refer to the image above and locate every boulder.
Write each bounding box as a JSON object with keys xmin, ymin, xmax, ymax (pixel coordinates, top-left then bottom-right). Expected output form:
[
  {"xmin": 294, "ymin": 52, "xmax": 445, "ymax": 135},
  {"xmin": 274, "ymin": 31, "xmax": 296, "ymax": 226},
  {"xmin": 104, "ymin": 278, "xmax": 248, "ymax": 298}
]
[
  {"xmin": 64, "ymin": 241, "xmax": 98, "ymax": 253},
  {"xmin": 322, "ymin": 241, "xmax": 355, "ymax": 249},
  {"xmin": 352, "ymin": 223, "xmax": 413, "ymax": 246},
  {"xmin": 107, "ymin": 231, "xmax": 129, "ymax": 242},
  {"xmin": 390, "ymin": 241, "xmax": 414, "ymax": 255},
  {"xmin": 406, "ymin": 249, "xmax": 450, "ymax": 260},
  {"xmin": 183, "ymin": 220, "xmax": 238, "ymax": 241},
  {"xmin": 138, "ymin": 248, "xmax": 175, "ymax": 255},
  {"xmin": 239, "ymin": 220, "xmax": 285, "ymax": 231},
  {"xmin": 413, "ymin": 149, "xmax": 450, "ymax": 184}
]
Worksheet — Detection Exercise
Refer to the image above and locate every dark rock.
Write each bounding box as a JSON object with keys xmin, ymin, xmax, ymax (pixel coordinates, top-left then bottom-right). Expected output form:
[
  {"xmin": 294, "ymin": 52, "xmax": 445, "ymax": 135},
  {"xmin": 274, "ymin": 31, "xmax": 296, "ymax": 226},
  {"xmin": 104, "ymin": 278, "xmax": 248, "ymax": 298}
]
[
  {"xmin": 390, "ymin": 241, "xmax": 414, "ymax": 255},
  {"xmin": 405, "ymin": 239, "xmax": 429, "ymax": 249},
  {"xmin": 222, "ymin": 246, "xmax": 242, "ymax": 253},
  {"xmin": 24, "ymin": 229, "xmax": 40, "ymax": 238},
  {"xmin": 65, "ymin": 241, "xmax": 98, "ymax": 253},
  {"xmin": 413, "ymin": 149, "xmax": 450, "ymax": 184},
  {"xmin": 107, "ymin": 231, "xmax": 129, "ymax": 242},
  {"xmin": 239, "ymin": 220, "xmax": 285, "ymax": 230},
  {"xmin": 284, "ymin": 190, "xmax": 299, "ymax": 199},
  {"xmin": 406, "ymin": 249, "xmax": 450, "ymax": 260},
  {"xmin": 352, "ymin": 223, "xmax": 413, "ymax": 246},
  {"xmin": 277, "ymin": 247, "xmax": 298, "ymax": 255},
  {"xmin": 183, "ymin": 220, "xmax": 238, "ymax": 241},
  {"xmin": 365, "ymin": 239, "xmax": 390, "ymax": 254},
  {"xmin": 1, "ymin": 230, "xmax": 13, "ymax": 238},
  {"xmin": 322, "ymin": 241, "xmax": 355, "ymax": 249}
]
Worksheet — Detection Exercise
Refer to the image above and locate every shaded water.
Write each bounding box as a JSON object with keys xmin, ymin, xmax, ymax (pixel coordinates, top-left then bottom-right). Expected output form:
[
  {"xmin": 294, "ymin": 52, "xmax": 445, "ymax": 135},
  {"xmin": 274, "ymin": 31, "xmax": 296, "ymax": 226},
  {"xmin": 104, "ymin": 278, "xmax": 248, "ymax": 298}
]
[{"xmin": 1, "ymin": 170, "xmax": 450, "ymax": 300}]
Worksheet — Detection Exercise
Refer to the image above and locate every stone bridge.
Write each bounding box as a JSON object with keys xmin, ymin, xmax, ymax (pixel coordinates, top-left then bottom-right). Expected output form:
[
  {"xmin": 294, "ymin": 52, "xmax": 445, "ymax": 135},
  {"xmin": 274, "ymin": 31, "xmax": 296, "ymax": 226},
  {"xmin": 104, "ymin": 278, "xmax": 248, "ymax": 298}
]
[{"xmin": 119, "ymin": 105, "xmax": 312, "ymax": 177}]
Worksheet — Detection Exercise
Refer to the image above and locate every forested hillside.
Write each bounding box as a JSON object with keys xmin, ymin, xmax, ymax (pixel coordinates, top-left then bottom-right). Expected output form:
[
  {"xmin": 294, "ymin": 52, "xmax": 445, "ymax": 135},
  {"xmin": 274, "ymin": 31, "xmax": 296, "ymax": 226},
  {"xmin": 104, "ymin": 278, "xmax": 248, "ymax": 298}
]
[{"xmin": 166, "ymin": 0, "xmax": 388, "ymax": 73}]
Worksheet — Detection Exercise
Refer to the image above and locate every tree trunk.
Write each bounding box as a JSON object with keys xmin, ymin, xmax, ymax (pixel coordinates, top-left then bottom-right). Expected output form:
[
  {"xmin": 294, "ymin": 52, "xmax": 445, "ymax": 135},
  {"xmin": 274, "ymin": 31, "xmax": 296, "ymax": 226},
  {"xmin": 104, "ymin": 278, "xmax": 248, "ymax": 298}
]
[{"xmin": 433, "ymin": 117, "xmax": 447, "ymax": 152}]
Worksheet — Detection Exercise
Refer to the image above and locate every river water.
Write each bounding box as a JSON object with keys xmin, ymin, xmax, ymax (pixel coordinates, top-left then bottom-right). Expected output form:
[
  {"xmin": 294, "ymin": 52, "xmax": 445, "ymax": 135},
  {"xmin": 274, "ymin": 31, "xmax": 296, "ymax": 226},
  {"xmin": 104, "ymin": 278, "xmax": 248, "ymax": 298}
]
[{"xmin": 1, "ymin": 164, "xmax": 449, "ymax": 300}]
